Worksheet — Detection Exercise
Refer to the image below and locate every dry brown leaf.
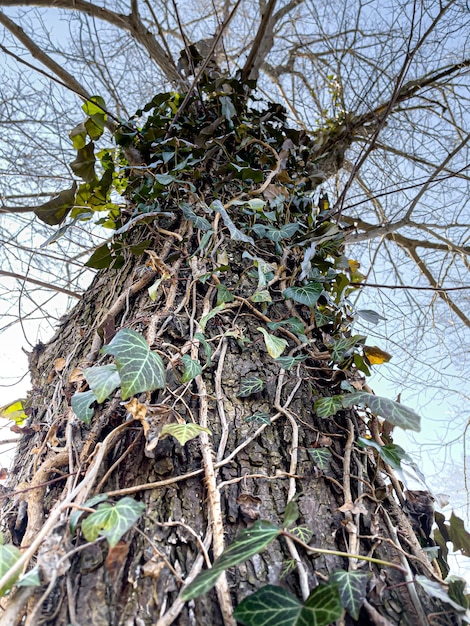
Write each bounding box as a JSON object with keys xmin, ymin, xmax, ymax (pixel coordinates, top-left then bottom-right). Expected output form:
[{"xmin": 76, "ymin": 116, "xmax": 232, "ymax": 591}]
[
  {"xmin": 54, "ymin": 357, "xmax": 66, "ymax": 372},
  {"xmin": 68, "ymin": 367, "xmax": 84, "ymax": 383}
]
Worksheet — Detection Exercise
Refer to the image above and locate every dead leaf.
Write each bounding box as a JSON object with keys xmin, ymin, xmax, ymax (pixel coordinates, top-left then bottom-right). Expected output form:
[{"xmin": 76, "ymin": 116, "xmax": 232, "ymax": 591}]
[
  {"xmin": 54, "ymin": 358, "xmax": 66, "ymax": 372},
  {"xmin": 105, "ymin": 541, "xmax": 129, "ymax": 583},
  {"xmin": 142, "ymin": 559, "xmax": 166, "ymax": 579},
  {"xmin": 68, "ymin": 368, "xmax": 84, "ymax": 383},
  {"xmin": 338, "ymin": 501, "xmax": 368, "ymax": 515},
  {"xmin": 124, "ymin": 398, "xmax": 147, "ymax": 422},
  {"xmin": 0, "ymin": 468, "xmax": 8, "ymax": 480},
  {"xmin": 363, "ymin": 346, "xmax": 392, "ymax": 365},
  {"xmin": 237, "ymin": 493, "xmax": 262, "ymax": 521}
]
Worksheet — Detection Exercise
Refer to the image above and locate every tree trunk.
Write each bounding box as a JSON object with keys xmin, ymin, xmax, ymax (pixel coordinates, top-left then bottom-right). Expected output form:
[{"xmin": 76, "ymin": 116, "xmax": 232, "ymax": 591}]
[{"xmin": 0, "ymin": 84, "xmax": 459, "ymax": 626}]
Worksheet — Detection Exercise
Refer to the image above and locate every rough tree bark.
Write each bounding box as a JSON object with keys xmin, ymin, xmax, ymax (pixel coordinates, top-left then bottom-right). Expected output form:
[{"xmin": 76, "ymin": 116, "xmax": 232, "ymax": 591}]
[{"xmin": 0, "ymin": 82, "xmax": 460, "ymax": 626}]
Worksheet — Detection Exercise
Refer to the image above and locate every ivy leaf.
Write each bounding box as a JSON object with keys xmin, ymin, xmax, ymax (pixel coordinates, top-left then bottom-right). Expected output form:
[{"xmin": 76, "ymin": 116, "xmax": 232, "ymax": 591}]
[
  {"xmin": 267, "ymin": 317, "xmax": 305, "ymax": 335},
  {"xmin": 69, "ymin": 494, "xmax": 109, "ymax": 534},
  {"xmin": 211, "ymin": 200, "xmax": 255, "ymax": 245},
  {"xmin": 154, "ymin": 173, "xmax": 177, "ymax": 185},
  {"xmin": 199, "ymin": 303, "xmax": 225, "ymax": 332},
  {"xmin": 330, "ymin": 570, "xmax": 371, "ymax": 619},
  {"xmin": 82, "ymin": 95, "xmax": 107, "ymax": 117},
  {"xmin": 180, "ymin": 202, "xmax": 212, "ymax": 231},
  {"xmin": 220, "ymin": 95, "xmax": 236, "ymax": 121},
  {"xmin": 263, "ymin": 223, "xmax": 301, "ymax": 242},
  {"xmin": 448, "ymin": 513, "xmax": 470, "ymax": 557},
  {"xmin": 415, "ymin": 576, "xmax": 469, "ymax": 613},
  {"xmin": 257, "ymin": 328, "xmax": 288, "ymax": 358},
  {"xmin": 0, "ymin": 398, "xmax": 27, "ymax": 425},
  {"xmin": 342, "ymin": 392, "xmax": 421, "ymax": 432},
  {"xmin": 234, "ymin": 583, "xmax": 342, "ymax": 626},
  {"xmin": 71, "ymin": 390, "xmax": 96, "ymax": 424},
  {"xmin": 283, "ymin": 500, "xmax": 299, "ymax": 528},
  {"xmin": 69, "ymin": 122, "xmax": 87, "ymax": 149},
  {"xmin": 238, "ymin": 377, "xmax": 264, "ymax": 397},
  {"xmin": 283, "ymin": 282, "xmax": 323, "ymax": 307},
  {"xmin": 194, "ymin": 332, "xmax": 212, "ymax": 366},
  {"xmin": 34, "ymin": 182, "xmax": 77, "ymax": 226},
  {"xmin": 216, "ymin": 283, "xmax": 234, "ymax": 305},
  {"xmin": 0, "ymin": 543, "xmax": 22, "ymax": 596},
  {"xmin": 308, "ymin": 448, "xmax": 332, "ymax": 470},
  {"xmin": 71, "ymin": 142, "xmax": 96, "ymax": 183},
  {"xmin": 81, "ymin": 497, "xmax": 145, "ymax": 547},
  {"xmin": 244, "ymin": 411, "xmax": 271, "ymax": 424},
  {"xmin": 329, "ymin": 335, "xmax": 365, "ymax": 362},
  {"xmin": 84, "ymin": 364, "xmax": 121, "ymax": 403},
  {"xmin": 85, "ymin": 244, "xmax": 113, "ymax": 269},
  {"xmin": 181, "ymin": 355, "xmax": 202, "ymax": 383},
  {"xmin": 160, "ymin": 423, "xmax": 211, "ymax": 445},
  {"xmin": 17, "ymin": 566, "xmax": 41, "ymax": 588},
  {"xmin": 358, "ymin": 438, "xmax": 412, "ymax": 473},
  {"xmin": 356, "ymin": 309, "xmax": 387, "ymax": 325},
  {"xmin": 275, "ymin": 355, "xmax": 308, "ymax": 370},
  {"xmin": 314, "ymin": 395, "xmax": 343, "ymax": 418},
  {"xmin": 101, "ymin": 329, "xmax": 166, "ymax": 400},
  {"xmin": 181, "ymin": 521, "xmax": 280, "ymax": 601},
  {"xmin": 251, "ymin": 289, "xmax": 272, "ymax": 303}
]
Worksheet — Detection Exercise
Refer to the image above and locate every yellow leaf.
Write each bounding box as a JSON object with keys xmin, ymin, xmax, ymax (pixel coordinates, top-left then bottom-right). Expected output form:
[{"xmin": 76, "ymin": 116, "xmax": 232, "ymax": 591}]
[
  {"xmin": 348, "ymin": 259, "xmax": 360, "ymax": 272},
  {"xmin": 0, "ymin": 399, "xmax": 27, "ymax": 425},
  {"xmin": 363, "ymin": 346, "xmax": 392, "ymax": 365}
]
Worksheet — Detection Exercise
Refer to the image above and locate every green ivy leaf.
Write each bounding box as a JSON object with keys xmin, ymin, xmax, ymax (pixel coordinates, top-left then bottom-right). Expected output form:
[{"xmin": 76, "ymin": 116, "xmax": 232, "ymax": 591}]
[
  {"xmin": 342, "ymin": 392, "xmax": 421, "ymax": 432},
  {"xmin": 283, "ymin": 500, "xmax": 299, "ymax": 528},
  {"xmin": 267, "ymin": 317, "xmax": 306, "ymax": 336},
  {"xmin": 101, "ymin": 329, "xmax": 166, "ymax": 400},
  {"xmin": 283, "ymin": 282, "xmax": 323, "ymax": 306},
  {"xmin": 71, "ymin": 390, "xmax": 96, "ymax": 424},
  {"xmin": 82, "ymin": 95, "xmax": 107, "ymax": 117},
  {"xmin": 216, "ymin": 283, "xmax": 234, "ymax": 305},
  {"xmin": 17, "ymin": 566, "xmax": 41, "ymax": 588},
  {"xmin": 308, "ymin": 448, "xmax": 332, "ymax": 470},
  {"xmin": 181, "ymin": 355, "xmax": 202, "ymax": 383},
  {"xmin": 257, "ymin": 327, "xmax": 288, "ymax": 358},
  {"xmin": 81, "ymin": 497, "xmax": 145, "ymax": 547},
  {"xmin": 314, "ymin": 395, "xmax": 343, "ymax": 418},
  {"xmin": 69, "ymin": 494, "xmax": 109, "ymax": 534},
  {"xmin": 84, "ymin": 364, "xmax": 121, "ymax": 403},
  {"xmin": 238, "ymin": 377, "xmax": 264, "ymax": 397},
  {"xmin": 275, "ymin": 355, "xmax": 308, "ymax": 370},
  {"xmin": 199, "ymin": 303, "xmax": 226, "ymax": 332},
  {"xmin": 69, "ymin": 122, "xmax": 87, "ymax": 149},
  {"xmin": 160, "ymin": 423, "xmax": 211, "ymax": 445},
  {"xmin": 251, "ymin": 289, "xmax": 272, "ymax": 303},
  {"xmin": 244, "ymin": 411, "xmax": 271, "ymax": 424},
  {"xmin": 233, "ymin": 583, "xmax": 342, "ymax": 626},
  {"xmin": 262, "ymin": 223, "xmax": 301, "ymax": 242},
  {"xmin": 84, "ymin": 244, "xmax": 114, "ymax": 269},
  {"xmin": 194, "ymin": 332, "xmax": 212, "ymax": 366},
  {"xmin": 70, "ymin": 142, "xmax": 96, "ymax": 183},
  {"xmin": 181, "ymin": 521, "xmax": 280, "ymax": 601},
  {"xmin": 357, "ymin": 438, "xmax": 412, "ymax": 473},
  {"xmin": 180, "ymin": 203, "xmax": 212, "ymax": 231},
  {"xmin": 0, "ymin": 543, "xmax": 22, "ymax": 596},
  {"xmin": 330, "ymin": 570, "xmax": 371, "ymax": 619},
  {"xmin": 211, "ymin": 200, "xmax": 255, "ymax": 245},
  {"xmin": 415, "ymin": 576, "xmax": 468, "ymax": 613},
  {"xmin": 329, "ymin": 335, "xmax": 366, "ymax": 363},
  {"xmin": 448, "ymin": 513, "xmax": 470, "ymax": 557}
]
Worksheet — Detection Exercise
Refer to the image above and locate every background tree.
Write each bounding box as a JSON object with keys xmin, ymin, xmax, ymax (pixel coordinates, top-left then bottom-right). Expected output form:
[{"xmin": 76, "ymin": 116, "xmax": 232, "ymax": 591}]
[{"xmin": 0, "ymin": 0, "xmax": 469, "ymax": 624}]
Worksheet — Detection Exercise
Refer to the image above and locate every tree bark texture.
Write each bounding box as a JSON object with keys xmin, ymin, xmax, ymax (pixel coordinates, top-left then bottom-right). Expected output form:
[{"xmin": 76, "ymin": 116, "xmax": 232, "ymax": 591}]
[{"xmin": 0, "ymin": 222, "xmax": 456, "ymax": 626}]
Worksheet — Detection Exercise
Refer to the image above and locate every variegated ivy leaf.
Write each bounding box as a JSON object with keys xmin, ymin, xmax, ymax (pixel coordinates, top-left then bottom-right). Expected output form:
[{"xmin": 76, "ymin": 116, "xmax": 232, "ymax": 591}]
[
  {"xmin": 180, "ymin": 355, "xmax": 202, "ymax": 383},
  {"xmin": 251, "ymin": 289, "xmax": 272, "ymax": 303},
  {"xmin": 314, "ymin": 395, "xmax": 344, "ymax": 418},
  {"xmin": 257, "ymin": 327, "xmax": 288, "ymax": 359},
  {"xmin": 216, "ymin": 283, "xmax": 234, "ymax": 305},
  {"xmin": 180, "ymin": 202, "xmax": 212, "ymax": 231},
  {"xmin": 81, "ymin": 497, "xmax": 145, "ymax": 547},
  {"xmin": 194, "ymin": 332, "xmax": 212, "ymax": 365},
  {"xmin": 343, "ymin": 392, "xmax": 421, "ymax": 432},
  {"xmin": 244, "ymin": 411, "xmax": 271, "ymax": 424},
  {"xmin": 0, "ymin": 543, "xmax": 22, "ymax": 596},
  {"xmin": 308, "ymin": 448, "xmax": 332, "ymax": 470},
  {"xmin": 101, "ymin": 329, "xmax": 166, "ymax": 400},
  {"xmin": 330, "ymin": 570, "xmax": 371, "ymax": 620},
  {"xmin": 84, "ymin": 364, "xmax": 121, "ymax": 403},
  {"xmin": 275, "ymin": 355, "xmax": 308, "ymax": 370},
  {"xmin": 238, "ymin": 377, "xmax": 264, "ymax": 397},
  {"xmin": 182, "ymin": 521, "xmax": 280, "ymax": 601},
  {"xmin": 233, "ymin": 583, "xmax": 342, "ymax": 626},
  {"xmin": 160, "ymin": 423, "xmax": 211, "ymax": 446}
]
